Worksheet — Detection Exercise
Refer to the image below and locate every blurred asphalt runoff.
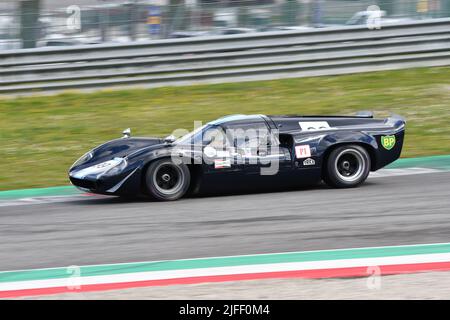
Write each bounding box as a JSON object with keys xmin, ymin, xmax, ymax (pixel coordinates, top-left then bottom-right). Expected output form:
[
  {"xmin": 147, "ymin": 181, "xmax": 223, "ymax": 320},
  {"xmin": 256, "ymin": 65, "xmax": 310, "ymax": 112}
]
[{"xmin": 0, "ymin": 171, "xmax": 449, "ymax": 271}]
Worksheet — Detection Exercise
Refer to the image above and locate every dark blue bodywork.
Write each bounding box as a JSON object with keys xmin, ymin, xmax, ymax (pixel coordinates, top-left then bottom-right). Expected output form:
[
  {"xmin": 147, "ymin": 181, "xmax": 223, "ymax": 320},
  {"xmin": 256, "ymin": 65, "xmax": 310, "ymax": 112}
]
[{"xmin": 69, "ymin": 113, "xmax": 405, "ymax": 197}]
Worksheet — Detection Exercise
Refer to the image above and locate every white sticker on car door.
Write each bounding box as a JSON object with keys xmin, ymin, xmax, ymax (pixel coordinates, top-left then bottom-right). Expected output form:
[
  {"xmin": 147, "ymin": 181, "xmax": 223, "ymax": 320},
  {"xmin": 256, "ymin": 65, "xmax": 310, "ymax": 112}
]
[
  {"xmin": 214, "ymin": 159, "xmax": 231, "ymax": 169},
  {"xmin": 299, "ymin": 121, "xmax": 330, "ymax": 131}
]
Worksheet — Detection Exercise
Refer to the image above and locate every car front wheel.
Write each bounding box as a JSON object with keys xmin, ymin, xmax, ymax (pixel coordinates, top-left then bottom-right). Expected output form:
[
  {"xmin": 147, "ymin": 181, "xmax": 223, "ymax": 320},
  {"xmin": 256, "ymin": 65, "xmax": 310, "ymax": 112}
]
[
  {"xmin": 323, "ymin": 145, "xmax": 371, "ymax": 188},
  {"xmin": 145, "ymin": 159, "xmax": 190, "ymax": 201}
]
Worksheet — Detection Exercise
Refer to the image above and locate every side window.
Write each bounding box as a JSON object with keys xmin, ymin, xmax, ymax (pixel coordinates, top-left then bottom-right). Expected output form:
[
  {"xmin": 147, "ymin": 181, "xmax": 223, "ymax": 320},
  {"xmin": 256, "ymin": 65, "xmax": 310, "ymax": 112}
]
[
  {"xmin": 225, "ymin": 122, "xmax": 275, "ymax": 154},
  {"xmin": 203, "ymin": 127, "xmax": 230, "ymax": 150}
]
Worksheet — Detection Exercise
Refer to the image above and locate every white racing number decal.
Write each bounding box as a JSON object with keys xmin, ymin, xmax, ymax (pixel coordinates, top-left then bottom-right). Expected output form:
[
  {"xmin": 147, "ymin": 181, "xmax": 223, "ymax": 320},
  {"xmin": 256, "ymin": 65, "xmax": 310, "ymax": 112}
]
[
  {"xmin": 299, "ymin": 121, "xmax": 331, "ymax": 131},
  {"xmin": 295, "ymin": 145, "xmax": 311, "ymax": 159},
  {"xmin": 203, "ymin": 146, "xmax": 217, "ymax": 158}
]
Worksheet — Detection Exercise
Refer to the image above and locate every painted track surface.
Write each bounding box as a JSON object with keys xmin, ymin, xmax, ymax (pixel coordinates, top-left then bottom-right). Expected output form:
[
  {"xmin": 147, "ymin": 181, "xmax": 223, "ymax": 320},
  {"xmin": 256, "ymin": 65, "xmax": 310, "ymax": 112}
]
[{"xmin": 1, "ymin": 171, "xmax": 449, "ymax": 272}]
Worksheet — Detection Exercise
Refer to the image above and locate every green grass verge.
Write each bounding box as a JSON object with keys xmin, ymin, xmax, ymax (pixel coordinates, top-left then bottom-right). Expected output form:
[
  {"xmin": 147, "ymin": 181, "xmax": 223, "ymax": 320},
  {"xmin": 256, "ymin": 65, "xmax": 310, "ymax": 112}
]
[{"xmin": 1, "ymin": 66, "xmax": 450, "ymax": 191}]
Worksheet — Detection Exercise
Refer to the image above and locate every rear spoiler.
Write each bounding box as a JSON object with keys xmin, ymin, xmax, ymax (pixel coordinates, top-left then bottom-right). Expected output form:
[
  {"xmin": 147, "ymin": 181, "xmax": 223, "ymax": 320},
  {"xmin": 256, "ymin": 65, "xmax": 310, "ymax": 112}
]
[
  {"xmin": 389, "ymin": 113, "xmax": 406, "ymax": 122},
  {"xmin": 385, "ymin": 113, "xmax": 406, "ymax": 131},
  {"xmin": 355, "ymin": 111, "xmax": 406, "ymax": 125},
  {"xmin": 355, "ymin": 111, "xmax": 373, "ymax": 118}
]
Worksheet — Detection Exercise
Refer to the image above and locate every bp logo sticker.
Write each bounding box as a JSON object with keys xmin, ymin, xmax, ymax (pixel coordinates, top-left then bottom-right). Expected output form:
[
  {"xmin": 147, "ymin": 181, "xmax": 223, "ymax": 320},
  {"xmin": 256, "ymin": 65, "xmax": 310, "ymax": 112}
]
[{"xmin": 381, "ymin": 135, "xmax": 396, "ymax": 150}]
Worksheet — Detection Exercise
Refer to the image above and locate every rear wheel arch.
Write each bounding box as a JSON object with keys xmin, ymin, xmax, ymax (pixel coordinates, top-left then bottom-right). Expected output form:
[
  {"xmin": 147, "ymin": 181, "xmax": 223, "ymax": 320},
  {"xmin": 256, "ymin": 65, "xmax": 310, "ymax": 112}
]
[{"xmin": 321, "ymin": 142, "xmax": 376, "ymax": 174}]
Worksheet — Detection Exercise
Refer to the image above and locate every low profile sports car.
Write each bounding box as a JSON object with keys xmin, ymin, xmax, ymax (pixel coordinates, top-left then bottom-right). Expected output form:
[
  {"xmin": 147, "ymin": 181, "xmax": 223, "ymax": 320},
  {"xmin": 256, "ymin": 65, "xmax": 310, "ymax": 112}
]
[{"xmin": 69, "ymin": 113, "xmax": 405, "ymax": 201}]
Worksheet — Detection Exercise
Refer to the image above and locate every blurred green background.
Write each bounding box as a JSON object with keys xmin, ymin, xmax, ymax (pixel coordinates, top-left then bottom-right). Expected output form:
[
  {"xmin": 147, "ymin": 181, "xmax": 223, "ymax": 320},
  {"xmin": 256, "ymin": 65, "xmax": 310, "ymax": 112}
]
[{"xmin": 1, "ymin": 66, "xmax": 449, "ymax": 190}]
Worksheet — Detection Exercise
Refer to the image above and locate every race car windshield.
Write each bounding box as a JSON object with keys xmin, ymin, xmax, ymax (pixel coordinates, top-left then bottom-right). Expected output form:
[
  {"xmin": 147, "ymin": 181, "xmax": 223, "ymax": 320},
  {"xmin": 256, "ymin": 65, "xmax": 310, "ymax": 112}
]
[{"xmin": 175, "ymin": 124, "xmax": 211, "ymax": 145}]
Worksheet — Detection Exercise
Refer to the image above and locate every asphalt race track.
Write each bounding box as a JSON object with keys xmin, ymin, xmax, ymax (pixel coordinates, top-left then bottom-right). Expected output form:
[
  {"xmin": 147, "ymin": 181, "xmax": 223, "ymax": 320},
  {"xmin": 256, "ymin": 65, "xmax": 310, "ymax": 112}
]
[{"xmin": 0, "ymin": 171, "xmax": 449, "ymax": 271}]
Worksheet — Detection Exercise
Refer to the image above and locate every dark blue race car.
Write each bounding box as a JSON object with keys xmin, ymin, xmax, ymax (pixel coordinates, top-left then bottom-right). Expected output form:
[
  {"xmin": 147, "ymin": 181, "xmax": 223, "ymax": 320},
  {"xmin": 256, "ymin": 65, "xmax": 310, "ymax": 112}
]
[{"xmin": 69, "ymin": 113, "xmax": 405, "ymax": 201}]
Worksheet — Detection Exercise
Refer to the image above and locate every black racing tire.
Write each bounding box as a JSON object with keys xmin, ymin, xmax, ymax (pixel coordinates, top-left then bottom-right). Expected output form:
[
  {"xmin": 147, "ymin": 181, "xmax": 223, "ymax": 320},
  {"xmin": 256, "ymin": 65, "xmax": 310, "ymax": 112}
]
[
  {"xmin": 145, "ymin": 158, "xmax": 190, "ymax": 201},
  {"xmin": 323, "ymin": 145, "xmax": 371, "ymax": 188}
]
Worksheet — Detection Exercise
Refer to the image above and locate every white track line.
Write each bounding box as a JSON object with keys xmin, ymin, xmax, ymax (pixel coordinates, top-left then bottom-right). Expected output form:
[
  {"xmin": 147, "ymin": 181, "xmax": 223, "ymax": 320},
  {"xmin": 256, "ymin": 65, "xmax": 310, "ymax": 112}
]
[
  {"xmin": 369, "ymin": 167, "xmax": 440, "ymax": 178},
  {"xmin": 0, "ymin": 195, "xmax": 110, "ymax": 207},
  {"xmin": 0, "ymin": 167, "xmax": 443, "ymax": 207}
]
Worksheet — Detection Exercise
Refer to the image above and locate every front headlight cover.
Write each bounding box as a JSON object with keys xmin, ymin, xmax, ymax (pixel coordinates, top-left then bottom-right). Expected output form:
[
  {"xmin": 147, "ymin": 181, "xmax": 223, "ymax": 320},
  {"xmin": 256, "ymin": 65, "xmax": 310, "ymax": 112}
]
[
  {"xmin": 71, "ymin": 151, "xmax": 94, "ymax": 169},
  {"xmin": 100, "ymin": 157, "xmax": 128, "ymax": 177},
  {"xmin": 71, "ymin": 157, "xmax": 127, "ymax": 179}
]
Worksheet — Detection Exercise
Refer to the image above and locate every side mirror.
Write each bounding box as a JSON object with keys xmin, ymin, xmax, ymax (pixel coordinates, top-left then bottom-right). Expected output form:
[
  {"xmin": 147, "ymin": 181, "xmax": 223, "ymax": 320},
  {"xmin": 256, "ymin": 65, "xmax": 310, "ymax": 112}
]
[
  {"xmin": 164, "ymin": 135, "xmax": 176, "ymax": 144},
  {"xmin": 122, "ymin": 128, "xmax": 131, "ymax": 138}
]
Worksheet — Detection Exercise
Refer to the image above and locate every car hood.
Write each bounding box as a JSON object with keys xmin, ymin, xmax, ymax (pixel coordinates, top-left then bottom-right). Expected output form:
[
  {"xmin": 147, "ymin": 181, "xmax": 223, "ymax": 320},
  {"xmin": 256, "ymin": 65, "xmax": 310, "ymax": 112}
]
[{"xmin": 70, "ymin": 137, "xmax": 164, "ymax": 172}]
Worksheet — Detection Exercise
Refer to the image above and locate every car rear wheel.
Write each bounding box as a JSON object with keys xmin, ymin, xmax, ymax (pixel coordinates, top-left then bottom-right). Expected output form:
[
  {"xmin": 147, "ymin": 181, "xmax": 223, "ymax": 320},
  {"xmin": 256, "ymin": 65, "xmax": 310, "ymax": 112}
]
[
  {"xmin": 323, "ymin": 145, "xmax": 370, "ymax": 188},
  {"xmin": 145, "ymin": 159, "xmax": 190, "ymax": 201}
]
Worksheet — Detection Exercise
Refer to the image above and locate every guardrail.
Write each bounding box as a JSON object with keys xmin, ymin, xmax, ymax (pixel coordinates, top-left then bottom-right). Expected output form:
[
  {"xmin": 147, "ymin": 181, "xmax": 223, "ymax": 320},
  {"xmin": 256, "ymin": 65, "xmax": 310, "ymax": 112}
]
[{"xmin": 1, "ymin": 18, "xmax": 450, "ymax": 94}]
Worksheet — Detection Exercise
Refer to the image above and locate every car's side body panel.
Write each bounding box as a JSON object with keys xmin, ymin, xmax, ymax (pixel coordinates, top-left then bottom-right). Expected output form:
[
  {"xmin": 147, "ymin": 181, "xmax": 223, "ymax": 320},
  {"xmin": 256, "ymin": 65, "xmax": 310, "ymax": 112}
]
[
  {"xmin": 68, "ymin": 113, "xmax": 406, "ymax": 197},
  {"xmin": 270, "ymin": 114, "xmax": 405, "ymax": 171}
]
